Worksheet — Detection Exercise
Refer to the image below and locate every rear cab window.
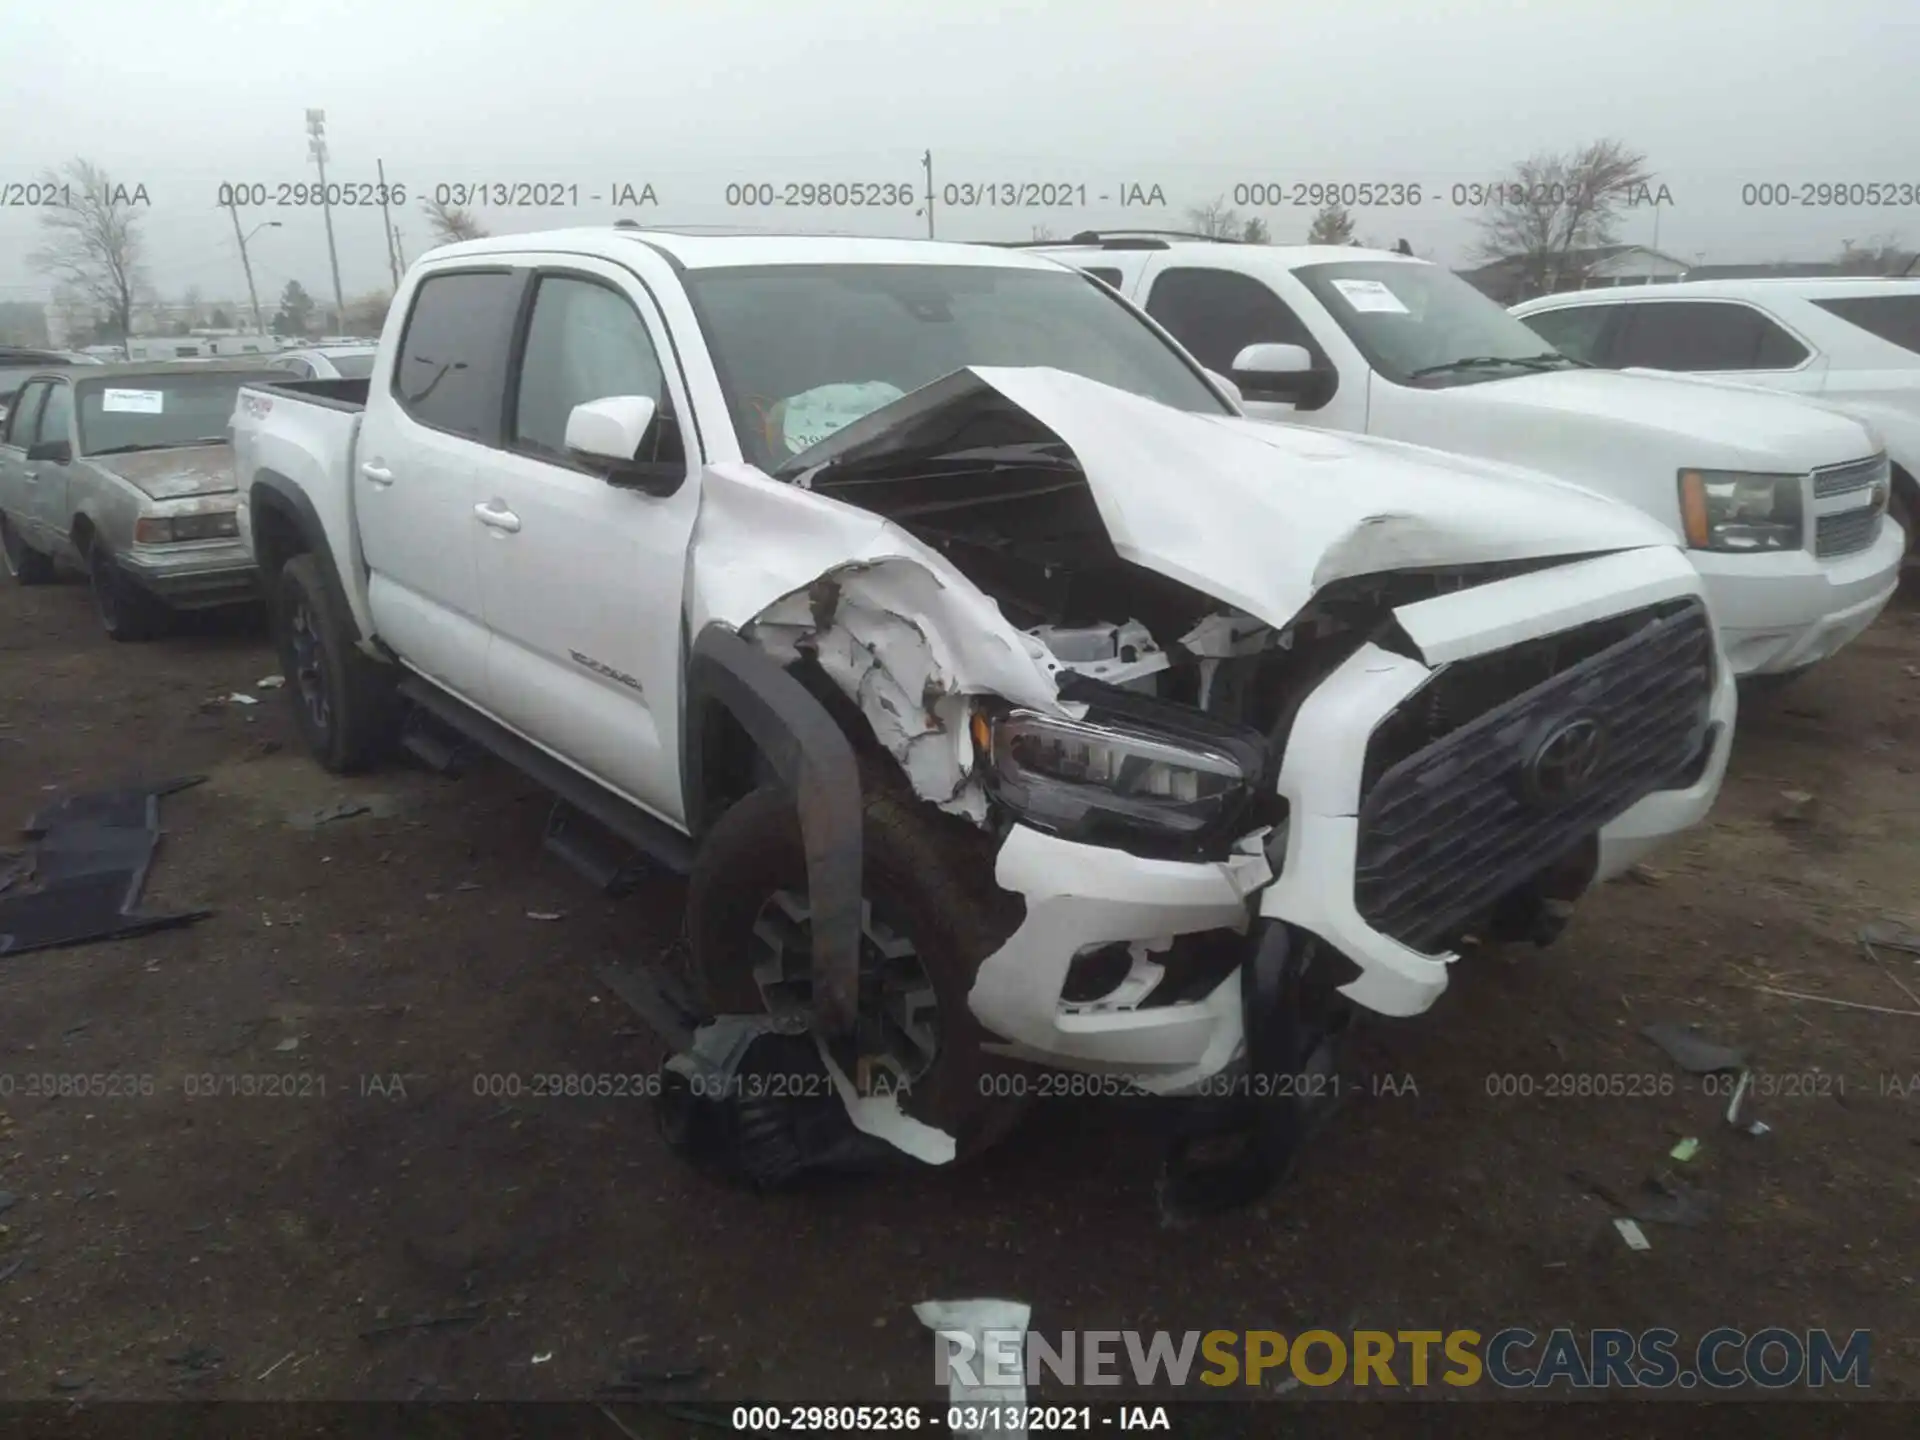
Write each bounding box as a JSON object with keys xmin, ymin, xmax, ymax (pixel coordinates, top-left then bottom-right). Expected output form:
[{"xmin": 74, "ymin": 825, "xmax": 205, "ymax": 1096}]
[{"xmin": 391, "ymin": 270, "xmax": 522, "ymax": 440}]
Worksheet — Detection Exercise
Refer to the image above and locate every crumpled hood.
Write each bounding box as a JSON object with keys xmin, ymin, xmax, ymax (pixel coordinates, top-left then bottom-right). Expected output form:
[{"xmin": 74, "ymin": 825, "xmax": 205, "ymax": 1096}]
[
  {"xmin": 89, "ymin": 444, "xmax": 236, "ymax": 500},
  {"xmin": 1441, "ymin": 368, "xmax": 1878, "ymax": 469},
  {"xmin": 790, "ymin": 366, "xmax": 1675, "ymax": 629}
]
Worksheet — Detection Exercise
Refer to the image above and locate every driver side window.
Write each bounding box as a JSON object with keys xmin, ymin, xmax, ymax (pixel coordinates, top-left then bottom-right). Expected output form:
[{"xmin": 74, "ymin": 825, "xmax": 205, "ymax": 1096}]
[
  {"xmin": 511, "ymin": 275, "xmax": 673, "ymax": 463},
  {"xmin": 36, "ymin": 382, "xmax": 74, "ymax": 450}
]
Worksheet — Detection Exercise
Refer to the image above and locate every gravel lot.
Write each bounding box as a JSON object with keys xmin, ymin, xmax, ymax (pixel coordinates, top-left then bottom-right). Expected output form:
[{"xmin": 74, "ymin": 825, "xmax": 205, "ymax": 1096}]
[{"xmin": 1, "ymin": 568, "xmax": 1917, "ymax": 1407}]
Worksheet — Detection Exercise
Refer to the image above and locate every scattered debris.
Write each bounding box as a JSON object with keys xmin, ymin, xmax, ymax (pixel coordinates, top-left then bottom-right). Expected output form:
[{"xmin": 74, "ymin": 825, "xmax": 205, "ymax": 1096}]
[
  {"xmin": 526, "ymin": 910, "xmax": 566, "ymax": 922},
  {"xmin": 228, "ymin": 692, "xmax": 259, "ymax": 706},
  {"xmin": 286, "ymin": 800, "xmax": 373, "ymax": 831},
  {"xmin": 1723, "ymin": 1070, "xmax": 1772, "ymax": 1136},
  {"xmin": 358, "ymin": 1305, "xmax": 485, "ymax": 1341},
  {"xmin": 1861, "ymin": 918, "xmax": 1920, "ymax": 957},
  {"xmin": 1640, "ymin": 1021, "xmax": 1744, "ymax": 1074},
  {"xmin": 0, "ymin": 776, "xmax": 213, "ymax": 957},
  {"xmin": 1624, "ymin": 863, "xmax": 1667, "ymax": 886},
  {"xmin": 1745, "ymin": 985, "xmax": 1920, "ymax": 1018},
  {"xmin": 1669, "ymin": 1137, "xmax": 1700, "ymax": 1163},
  {"xmin": 0, "ymin": 1256, "xmax": 29, "ymax": 1284},
  {"xmin": 1613, "ymin": 1218, "xmax": 1651, "ymax": 1251},
  {"xmin": 532, "ymin": 1352, "xmax": 553, "ymax": 1365},
  {"xmin": 48, "ymin": 1374, "xmax": 90, "ymax": 1393},
  {"xmin": 255, "ymin": 675, "xmax": 286, "ymax": 690},
  {"xmin": 1771, "ymin": 789, "xmax": 1818, "ymax": 826},
  {"xmin": 0, "ymin": 1191, "xmax": 16, "ymax": 1214},
  {"xmin": 916, "ymin": 1299, "xmax": 1032, "ymax": 1437},
  {"xmin": 274, "ymin": 1037, "xmax": 300, "ymax": 1054},
  {"xmin": 1633, "ymin": 1174, "xmax": 1715, "ymax": 1227},
  {"xmin": 256, "ymin": 1351, "xmax": 296, "ymax": 1381},
  {"xmin": 454, "ymin": 881, "xmax": 482, "ymax": 892},
  {"xmin": 166, "ymin": 1344, "xmax": 225, "ymax": 1372}
]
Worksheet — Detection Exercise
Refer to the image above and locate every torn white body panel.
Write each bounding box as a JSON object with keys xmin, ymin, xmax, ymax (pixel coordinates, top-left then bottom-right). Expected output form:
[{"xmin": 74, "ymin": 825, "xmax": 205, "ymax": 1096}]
[{"xmin": 786, "ymin": 366, "xmax": 1677, "ymax": 629}]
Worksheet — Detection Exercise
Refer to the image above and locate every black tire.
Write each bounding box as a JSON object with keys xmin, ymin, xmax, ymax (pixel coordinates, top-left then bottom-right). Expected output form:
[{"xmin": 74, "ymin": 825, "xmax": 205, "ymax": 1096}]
[
  {"xmin": 686, "ymin": 778, "xmax": 1027, "ymax": 1161},
  {"xmin": 1739, "ymin": 664, "xmax": 1817, "ymax": 702},
  {"xmin": 87, "ymin": 537, "xmax": 170, "ymax": 641},
  {"xmin": 273, "ymin": 552, "xmax": 399, "ymax": 773},
  {"xmin": 1, "ymin": 513, "xmax": 55, "ymax": 585}
]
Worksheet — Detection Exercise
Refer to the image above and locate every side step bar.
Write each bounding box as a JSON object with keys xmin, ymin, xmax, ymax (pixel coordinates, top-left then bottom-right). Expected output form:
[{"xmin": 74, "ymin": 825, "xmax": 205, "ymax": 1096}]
[{"xmin": 395, "ymin": 676, "xmax": 697, "ymax": 876}]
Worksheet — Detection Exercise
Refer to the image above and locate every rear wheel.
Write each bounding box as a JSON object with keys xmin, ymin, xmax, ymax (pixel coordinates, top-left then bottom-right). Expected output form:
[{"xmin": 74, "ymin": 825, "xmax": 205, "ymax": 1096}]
[
  {"xmin": 686, "ymin": 779, "xmax": 1026, "ymax": 1161},
  {"xmin": 87, "ymin": 537, "xmax": 170, "ymax": 641},
  {"xmin": 0, "ymin": 513, "xmax": 55, "ymax": 585},
  {"xmin": 273, "ymin": 553, "xmax": 398, "ymax": 773}
]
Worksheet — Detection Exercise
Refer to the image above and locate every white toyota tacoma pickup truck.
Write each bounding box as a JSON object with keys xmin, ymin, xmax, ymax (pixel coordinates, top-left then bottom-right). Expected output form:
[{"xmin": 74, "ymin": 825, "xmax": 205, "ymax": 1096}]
[
  {"xmin": 1031, "ymin": 236, "xmax": 1901, "ymax": 684},
  {"xmin": 231, "ymin": 228, "xmax": 1735, "ymax": 1186}
]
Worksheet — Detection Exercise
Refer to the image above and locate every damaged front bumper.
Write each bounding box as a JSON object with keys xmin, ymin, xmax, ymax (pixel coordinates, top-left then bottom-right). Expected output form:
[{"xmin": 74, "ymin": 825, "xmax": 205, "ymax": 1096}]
[{"xmin": 967, "ymin": 545, "xmax": 1734, "ymax": 1095}]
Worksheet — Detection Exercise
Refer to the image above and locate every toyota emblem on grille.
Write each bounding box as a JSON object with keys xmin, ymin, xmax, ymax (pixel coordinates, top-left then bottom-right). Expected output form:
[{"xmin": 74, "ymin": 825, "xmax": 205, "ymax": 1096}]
[{"xmin": 1522, "ymin": 717, "xmax": 1608, "ymax": 806}]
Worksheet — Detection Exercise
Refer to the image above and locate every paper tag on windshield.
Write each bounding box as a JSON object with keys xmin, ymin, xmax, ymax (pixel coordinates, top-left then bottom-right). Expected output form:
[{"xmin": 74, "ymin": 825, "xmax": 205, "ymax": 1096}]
[
  {"xmin": 102, "ymin": 388, "xmax": 165, "ymax": 413},
  {"xmin": 779, "ymin": 381, "xmax": 905, "ymax": 455},
  {"xmin": 1330, "ymin": 279, "xmax": 1409, "ymax": 314}
]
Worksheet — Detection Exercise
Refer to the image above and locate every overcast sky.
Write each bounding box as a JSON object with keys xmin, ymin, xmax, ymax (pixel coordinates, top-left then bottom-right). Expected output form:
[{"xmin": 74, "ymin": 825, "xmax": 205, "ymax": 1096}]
[{"xmin": 1, "ymin": 0, "xmax": 1915, "ymax": 312}]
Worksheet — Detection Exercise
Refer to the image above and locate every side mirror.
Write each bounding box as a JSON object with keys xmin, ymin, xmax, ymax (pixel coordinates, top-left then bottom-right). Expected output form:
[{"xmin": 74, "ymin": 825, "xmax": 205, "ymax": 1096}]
[
  {"xmin": 1229, "ymin": 342, "xmax": 1331, "ymax": 406},
  {"xmin": 564, "ymin": 395, "xmax": 684, "ymax": 497},
  {"xmin": 27, "ymin": 439, "xmax": 72, "ymax": 464},
  {"xmin": 1202, "ymin": 368, "xmax": 1244, "ymax": 409}
]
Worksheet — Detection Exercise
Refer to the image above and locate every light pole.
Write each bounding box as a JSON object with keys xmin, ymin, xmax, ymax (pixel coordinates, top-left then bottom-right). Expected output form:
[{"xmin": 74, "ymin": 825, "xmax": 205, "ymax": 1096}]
[
  {"xmin": 306, "ymin": 109, "xmax": 347, "ymax": 328},
  {"xmin": 228, "ymin": 208, "xmax": 281, "ymax": 336}
]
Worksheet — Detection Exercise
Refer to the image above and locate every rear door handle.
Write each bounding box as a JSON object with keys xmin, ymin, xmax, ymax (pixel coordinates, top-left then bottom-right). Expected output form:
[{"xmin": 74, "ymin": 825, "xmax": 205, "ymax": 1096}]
[
  {"xmin": 473, "ymin": 501, "xmax": 521, "ymax": 533},
  {"xmin": 360, "ymin": 461, "xmax": 393, "ymax": 486}
]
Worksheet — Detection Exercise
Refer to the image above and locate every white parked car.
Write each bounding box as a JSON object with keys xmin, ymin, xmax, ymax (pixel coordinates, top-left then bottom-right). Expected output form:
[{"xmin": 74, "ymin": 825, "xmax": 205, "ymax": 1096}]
[
  {"xmin": 1030, "ymin": 236, "xmax": 1903, "ymax": 682},
  {"xmin": 267, "ymin": 344, "xmax": 378, "ymax": 381},
  {"xmin": 1510, "ymin": 277, "xmax": 1920, "ymax": 555},
  {"xmin": 229, "ymin": 227, "xmax": 1733, "ymax": 1181}
]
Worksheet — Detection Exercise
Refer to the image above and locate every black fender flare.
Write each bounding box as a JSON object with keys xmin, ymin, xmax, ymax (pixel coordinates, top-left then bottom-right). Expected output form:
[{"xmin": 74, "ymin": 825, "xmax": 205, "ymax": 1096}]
[
  {"xmin": 247, "ymin": 471, "xmax": 362, "ymax": 644},
  {"xmin": 682, "ymin": 623, "xmax": 864, "ymax": 1044}
]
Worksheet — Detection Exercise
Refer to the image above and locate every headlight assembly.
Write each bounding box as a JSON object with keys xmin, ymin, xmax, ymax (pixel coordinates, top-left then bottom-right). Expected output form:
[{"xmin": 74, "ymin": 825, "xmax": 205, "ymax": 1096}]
[
  {"xmin": 976, "ymin": 705, "xmax": 1262, "ymax": 848},
  {"xmin": 1678, "ymin": 469, "xmax": 1803, "ymax": 553}
]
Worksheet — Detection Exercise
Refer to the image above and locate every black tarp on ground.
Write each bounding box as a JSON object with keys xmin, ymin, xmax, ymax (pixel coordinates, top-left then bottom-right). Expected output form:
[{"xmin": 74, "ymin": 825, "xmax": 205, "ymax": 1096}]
[{"xmin": 0, "ymin": 776, "xmax": 212, "ymax": 957}]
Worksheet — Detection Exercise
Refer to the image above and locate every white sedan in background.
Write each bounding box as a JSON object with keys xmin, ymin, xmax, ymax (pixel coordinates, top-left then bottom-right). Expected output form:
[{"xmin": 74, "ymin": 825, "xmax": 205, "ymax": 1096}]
[{"xmin": 266, "ymin": 345, "xmax": 378, "ymax": 381}]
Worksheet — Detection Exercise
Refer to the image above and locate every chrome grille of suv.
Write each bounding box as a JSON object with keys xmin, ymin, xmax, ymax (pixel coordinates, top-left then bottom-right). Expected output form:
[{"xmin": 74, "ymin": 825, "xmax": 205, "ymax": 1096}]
[
  {"xmin": 1812, "ymin": 454, "xmax": 1887, "ymax": 500},
  {"xmin": 1816, "ymin": 506, "xmax": 1883, "ymax": 558},
  {"xmin": 1354, "ymin": 599, "xmax": 1713, "ymax": 953}
]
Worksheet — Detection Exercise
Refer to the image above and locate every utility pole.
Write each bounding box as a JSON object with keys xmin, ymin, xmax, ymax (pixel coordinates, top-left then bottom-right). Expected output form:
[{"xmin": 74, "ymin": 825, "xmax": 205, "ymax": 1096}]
[
  {"xmin": 922, "ymin": 150, "xmax": 935, "ymax": 240},
  {"xmin": 306, "ymin": 109, "xmax": 346, "ymax": 328},
  {"xmin": 376, "ymin": 157, "xmax": 400, "ymax": 290},
  {"xmin": 227, "ymin": 203, "xmax": 280, "ymax": 335},
  {"xmin": 392, "ymin": 225, "xmax": 407, "ymax": 272}
]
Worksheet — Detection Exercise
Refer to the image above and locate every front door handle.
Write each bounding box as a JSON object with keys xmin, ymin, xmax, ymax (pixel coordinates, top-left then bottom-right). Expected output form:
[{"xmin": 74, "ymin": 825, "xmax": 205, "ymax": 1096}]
[
  {"xmin": 360, "ymin": 461, "xmax": 394, "ymax": 486},
  {"xmin": 473, "ymin": 501, "xmax": 521, "ymax": 533}
]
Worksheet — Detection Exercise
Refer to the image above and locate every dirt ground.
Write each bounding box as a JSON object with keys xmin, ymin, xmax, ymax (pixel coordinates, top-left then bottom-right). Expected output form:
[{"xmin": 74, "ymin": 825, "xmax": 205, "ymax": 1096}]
[{"xmin": 1, "ymin": 567, "xmax": 1917, "ymax": 1410}]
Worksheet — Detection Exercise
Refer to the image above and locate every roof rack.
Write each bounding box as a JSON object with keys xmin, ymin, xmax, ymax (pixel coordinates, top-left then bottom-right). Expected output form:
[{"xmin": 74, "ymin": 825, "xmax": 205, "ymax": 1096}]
[{"xmin": 992, "ymin": 229, "xmax": 1241, "ymax": 251}]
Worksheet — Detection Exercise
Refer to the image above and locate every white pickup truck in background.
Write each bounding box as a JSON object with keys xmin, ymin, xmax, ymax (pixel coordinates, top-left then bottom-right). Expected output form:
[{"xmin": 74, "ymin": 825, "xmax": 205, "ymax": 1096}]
[
  {"xmin": 230, "ymin": 227, "xmax": 1734, "ymax": 1187},
  {"xmin": 1032, "ymin": 236, "xmax": 1903, "ymax": 684}
]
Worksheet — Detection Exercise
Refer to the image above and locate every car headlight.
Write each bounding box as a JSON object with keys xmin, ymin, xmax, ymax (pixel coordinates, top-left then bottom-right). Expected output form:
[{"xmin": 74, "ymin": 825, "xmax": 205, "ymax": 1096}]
[
  {"xmin": 134, "ymin": 510, "xmax": 241, "ymax": 544},
  {"xmin": 975, "ymin": 706, "xmax": 1261, "ymax": 847},
  {"xmin": 1678, "ymin": 470, "xmax": 1803, "ymax": 553}
]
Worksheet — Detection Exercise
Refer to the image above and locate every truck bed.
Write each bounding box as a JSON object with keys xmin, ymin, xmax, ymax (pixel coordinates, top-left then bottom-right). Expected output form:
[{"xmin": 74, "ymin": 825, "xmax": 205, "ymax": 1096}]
[{"xmin": 250, "ymin": 376, "xmax": 369, "ymax": 411}]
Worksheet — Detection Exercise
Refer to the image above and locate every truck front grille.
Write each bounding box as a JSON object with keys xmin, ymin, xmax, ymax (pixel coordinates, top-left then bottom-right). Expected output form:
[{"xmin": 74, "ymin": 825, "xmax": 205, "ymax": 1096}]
[
  {"xmin": 1812, "ymin": 455, "xmax": 1886, "ymax": 500},
  {"xmin": 1354, "ymin": 599, "xmax": 1713, "ymax": 953},
  {"xmin": 1815, "ymin": 506, "xmax": 1882, "ymax": 559}
]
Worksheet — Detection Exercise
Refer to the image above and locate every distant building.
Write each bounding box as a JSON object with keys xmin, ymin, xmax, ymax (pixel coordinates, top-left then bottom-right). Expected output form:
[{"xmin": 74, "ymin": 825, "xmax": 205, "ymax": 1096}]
[{"xmin": 1458, "ymin": 244, "xmax": 1691, "ymax": 304}]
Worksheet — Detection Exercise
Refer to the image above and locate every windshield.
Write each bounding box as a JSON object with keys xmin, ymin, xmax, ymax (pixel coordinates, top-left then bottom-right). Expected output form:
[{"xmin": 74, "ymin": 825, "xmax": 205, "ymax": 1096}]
[
  {"xmin": 76, "ymin": 372, "xmax": 280, "ymax": 454},
  {"xmin": 680, "ymin": 263, "xmax": 1230, "ymax": 470},
  {"xmin": 327, "ymin": 352, "xmax": 377, "ymax": 379},
  {"xmin": 1293, "ymin": 260, "xmax": 1587, "ymax": 387}
]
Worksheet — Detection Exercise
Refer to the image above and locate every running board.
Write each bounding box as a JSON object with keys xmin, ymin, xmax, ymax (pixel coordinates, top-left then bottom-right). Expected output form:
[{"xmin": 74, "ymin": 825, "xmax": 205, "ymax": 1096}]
[
  {"xmin": 395, "ymin": 676, "xmax": 697, "ymax": 875},
  {"xmin": 544, "ymin": 801, "xmax": 648, "ymax": 896}
]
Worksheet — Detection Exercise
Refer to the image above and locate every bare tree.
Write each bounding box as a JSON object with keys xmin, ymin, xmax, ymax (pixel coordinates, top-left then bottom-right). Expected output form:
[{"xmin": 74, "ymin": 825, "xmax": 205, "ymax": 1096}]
[
  {"xmin": 1307, "ymin": 202, "xmax": 1356, "ymax": 246},
  {"xmin": 344, "ymin": 291, "xmax": 394, "ymax": 336},
  {"xmin": 1833, "ymin": 232, "xmax": 1914, "ymax": 275},
  {"xmin": 1241, "ymin": 216, "xmax": 1271, "ymax": 244},
  {"xmin": 48, "ymin": 285, "xmax": 97, "ymax": 348},
  {"xmin": 1184, "ymin": 196, "xmax": 1243, "ymax": 239},
  {"xmin": 1030, "ymin": 222, "xmax": 1057, "ymax": 242},
  {"xmin": 422, "ymin": 194, "xmax": 488, "ymax": 245},
  {"xmin": 1471, "ymin": 139, "xmax": 1656, "ymax": 298},
  {"xmin": 28, "ymin": 158, "xmax": 147, "ymax": 342}
]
